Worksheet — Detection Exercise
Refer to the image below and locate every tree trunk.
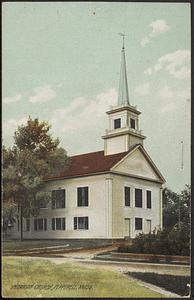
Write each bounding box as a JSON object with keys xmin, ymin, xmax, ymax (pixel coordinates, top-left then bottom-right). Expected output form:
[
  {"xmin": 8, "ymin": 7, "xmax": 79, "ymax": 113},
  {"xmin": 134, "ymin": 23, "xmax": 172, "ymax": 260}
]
[{"xmin": 20, "ymin": 205, "xmax": 23, "ymax": 241}]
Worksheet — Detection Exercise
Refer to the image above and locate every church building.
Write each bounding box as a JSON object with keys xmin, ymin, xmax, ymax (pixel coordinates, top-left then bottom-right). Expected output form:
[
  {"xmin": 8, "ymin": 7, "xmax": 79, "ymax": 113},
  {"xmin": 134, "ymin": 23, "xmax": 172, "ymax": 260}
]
[{"xmin": 10, "ymin": 40, "xmax": 165, "ymax": 240}]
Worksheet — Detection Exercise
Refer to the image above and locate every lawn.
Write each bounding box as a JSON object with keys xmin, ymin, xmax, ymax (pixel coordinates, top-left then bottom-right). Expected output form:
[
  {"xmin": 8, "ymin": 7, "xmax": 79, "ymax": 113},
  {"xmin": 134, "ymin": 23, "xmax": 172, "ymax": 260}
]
[{"xmin": 2, "ymin": 257, "xmax": 166, "ymax": 298}]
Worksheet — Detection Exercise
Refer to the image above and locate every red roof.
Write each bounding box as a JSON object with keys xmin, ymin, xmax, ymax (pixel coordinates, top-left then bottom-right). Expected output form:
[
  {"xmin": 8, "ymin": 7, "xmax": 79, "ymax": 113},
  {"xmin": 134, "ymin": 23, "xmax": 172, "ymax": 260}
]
[{"xmin": 46, "ymin": 144, "xmax": 138, "ymax": 181}]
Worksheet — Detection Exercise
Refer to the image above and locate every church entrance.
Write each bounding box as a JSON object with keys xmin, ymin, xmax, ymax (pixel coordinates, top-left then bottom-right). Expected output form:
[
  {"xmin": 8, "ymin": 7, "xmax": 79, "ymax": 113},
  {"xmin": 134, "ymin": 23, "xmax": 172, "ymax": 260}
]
[{"xmin": 124, "ymin": 218, "xmax": 131, "ymax": 237}]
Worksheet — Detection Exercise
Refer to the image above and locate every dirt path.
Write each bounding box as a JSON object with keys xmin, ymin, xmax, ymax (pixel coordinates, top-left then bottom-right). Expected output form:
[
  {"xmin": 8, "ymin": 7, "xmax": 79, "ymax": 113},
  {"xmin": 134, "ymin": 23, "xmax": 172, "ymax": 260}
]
[{"xmin": 6, "ymin": 251, "xmax": 190, "ymax": 276}]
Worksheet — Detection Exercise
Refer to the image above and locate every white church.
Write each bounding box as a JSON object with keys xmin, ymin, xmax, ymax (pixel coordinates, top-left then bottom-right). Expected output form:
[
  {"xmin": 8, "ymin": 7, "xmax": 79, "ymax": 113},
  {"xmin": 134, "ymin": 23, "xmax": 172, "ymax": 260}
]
[{"xmin": 10, "ymin": 40, "xmax": 165, "ymax": 240}]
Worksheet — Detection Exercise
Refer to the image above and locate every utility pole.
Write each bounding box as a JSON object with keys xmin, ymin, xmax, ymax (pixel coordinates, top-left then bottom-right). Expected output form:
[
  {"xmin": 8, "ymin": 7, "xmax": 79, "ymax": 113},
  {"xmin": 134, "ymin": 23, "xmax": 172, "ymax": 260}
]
[
  {"xmin": 181, "ymin": 141, "xmax": 184, "ymax": 170},
  {"xmin": 178, "ymin": 141, "xmax": 184, "ymax": 230}
]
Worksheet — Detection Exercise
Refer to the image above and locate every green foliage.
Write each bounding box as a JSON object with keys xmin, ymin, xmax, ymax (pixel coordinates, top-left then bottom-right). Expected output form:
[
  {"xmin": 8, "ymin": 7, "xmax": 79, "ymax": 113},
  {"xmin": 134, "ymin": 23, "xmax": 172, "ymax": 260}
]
[
  {"xmin": 163, "ymin": 185, "xmax": 190, "ymax": 233},
  {"xmin": 2, "ymin": 201, "xmax": 18, "ymax": 237},
  {"xmin": 14, "ymin": 117, "xmax": 59, "ymax": 159},
  {"xmin": 3, "ymin": 117, "xmax": 69, "ymax": 238},
  {"xmin": 118, "ymin": 227, "xmax": 190, "ymax": 256},
  {"xmin": 118, "ymin": 185, "xmax": 191, "ymax": 256}
]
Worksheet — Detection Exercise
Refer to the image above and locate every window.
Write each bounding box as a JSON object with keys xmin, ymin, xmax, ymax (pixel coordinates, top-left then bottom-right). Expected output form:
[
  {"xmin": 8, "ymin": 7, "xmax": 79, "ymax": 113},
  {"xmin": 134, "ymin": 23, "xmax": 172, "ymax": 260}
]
[
  {"xmin": 130, "ymin": 118, "xmax": 136, "ymax": 129},
  {"xmin": 74, "ymin": 217, "xmax": 89, "ymax": 230},
  {"xmin": 26, "ymin": 219, "xmax": 30, "ymax": 231},
  {"xmin": 52, "ymin": 189, "xmax": 65, "ymax": 209},
  {"xmin": 34, "ymin": 218, "xmax": 47, "ymax": 231},
  {"xmin": 124, "ymin": 187, "xmax": 130, "ymax": 207},
  {"xmin": 135, "ymin": 189, "xmax": 142, "ymax": 207},
  {"xmin": 147, "ymin": 190, "xmax": 152, "ymax": 209},
  {"xmin": 135, "ymin": 218, "xmax": 142, "ymax": 230},
  {"xmin": 39, "ymin": 201, "xmax": 47, "ymax": 209},
  {"xmin": 77, "ymin": 187, "xmax": 88, "ymax": 207},
  {"xmin": 114, "ymin": 118, "xmax": 121, "ymax": 129},
  {"xmin": 52, "ymin": 218, "xmax": 65, "ymax": 230}
]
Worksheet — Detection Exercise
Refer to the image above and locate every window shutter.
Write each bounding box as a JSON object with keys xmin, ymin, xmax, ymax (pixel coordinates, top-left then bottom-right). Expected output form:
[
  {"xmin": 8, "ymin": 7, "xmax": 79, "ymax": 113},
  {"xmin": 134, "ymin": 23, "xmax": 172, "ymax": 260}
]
[
  {"xmin": 77, "ymin": 188, "xmax": 81, "ymax": 206},
  {"xmin": 147, "ymin": 191, "xmax": 151, "ymax": 208},
  {"xmin": 85, "ymin": 187, "xmax": 88, "ymax": 206},
  {"xmin": 52, "ymin": 191, "xmax": 56, "ymax": 209},
  {"xmin": 85, "ymin": 217, "xmax": 89, "ymax": 229},
  {"xmin": 52, "ymin": 218, "xmax": 55, "ymax": 230},
  {"xmin": 62, "ymin": 189, "xmax": 65, "ymax": 208},
  {"xmin": 34, "ymin": 219, "xmax": 37, "ymax": 231},
  {"xmin": 62, "ymin": 218, "xmax": 66, "ymax": 230},
  {"xmin": 44, "ymin": 219, "xmax": 47, "ymax": 231},
  {"xmin": 74, "ymin": 217, "xmax": 77, "ymax": 230},
  {"xmin": 125, "ymin": 187, "xmax": 130, "ymax": 206}
]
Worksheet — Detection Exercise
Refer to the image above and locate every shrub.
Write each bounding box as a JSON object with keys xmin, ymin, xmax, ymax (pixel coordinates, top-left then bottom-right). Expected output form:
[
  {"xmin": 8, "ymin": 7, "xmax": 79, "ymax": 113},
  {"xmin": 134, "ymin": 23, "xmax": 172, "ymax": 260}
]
[{"xmin": 118, "ymin": 227, "xmax": 190, "ymax": 256}]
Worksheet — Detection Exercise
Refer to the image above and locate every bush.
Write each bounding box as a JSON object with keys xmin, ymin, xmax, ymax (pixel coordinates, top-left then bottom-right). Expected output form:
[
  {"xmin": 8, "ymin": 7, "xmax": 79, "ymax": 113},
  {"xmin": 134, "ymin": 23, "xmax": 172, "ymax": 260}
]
[{"xmin": 118, "ymin": 227, "xmax": 190, "ymax": 256}]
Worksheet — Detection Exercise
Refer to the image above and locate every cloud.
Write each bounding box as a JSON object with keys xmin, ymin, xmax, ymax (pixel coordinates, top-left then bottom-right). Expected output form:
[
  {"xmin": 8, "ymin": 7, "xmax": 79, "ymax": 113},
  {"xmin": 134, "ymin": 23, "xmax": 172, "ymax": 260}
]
[
  {"xmin": 3, "ymin": 117, "xmax": 28, "ymax": 131},
  {"xmin": 51, "ymin": 88, "xmax": 117, "ymax": 134},
  {"xmin": 141, "ymin": 37, "xmax": 149, "ymax": 47},
  {"xmin": 149, "ymin": 20, "xmax": 170, "ymax": 37},
  {"xmin": 159, "ymin": 85, "xmax": 174, "ymax": 99},
  {"xmin": 158, "ymin": 85, "xmax": 190, "ymax": 113},
  {"xmin": 160, "ymin": 102, "xmax": 176, "ymax": 113},
  {"xmin": 3, "ymin": 94, "xmax": 22, "ymax": 104},
  {"xmin": 134, "ymin": 83, "xmax": 150, "ymax": 96},
  {"xmin": 29, "ymin": 85, "xmax": 56, "ymax": 103},
  {"xmin": 2, "ymin": 116, "xmax": 28, "ymax": 146},
  {"xmin": 57, "ymin": 82, "xmax": 63, "ymax": 88},
  {"xmin": 141, "ymin": 20, "xmax": 170, "ymax": 47},
  {"xmin": 144, "ymin": 68, "xmax": 152, "ymax": 76},
  {"xmin": 144, "ymin": 50, "xmax": 191, "ymax": 79}
]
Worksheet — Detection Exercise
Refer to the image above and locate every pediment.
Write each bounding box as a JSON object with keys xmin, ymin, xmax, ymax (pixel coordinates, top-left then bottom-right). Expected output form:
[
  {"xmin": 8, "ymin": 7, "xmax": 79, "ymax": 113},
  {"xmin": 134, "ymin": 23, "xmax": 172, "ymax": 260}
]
[{"xmin": 111, "ymin": 145, "xmax": 165, "ymax": 183}]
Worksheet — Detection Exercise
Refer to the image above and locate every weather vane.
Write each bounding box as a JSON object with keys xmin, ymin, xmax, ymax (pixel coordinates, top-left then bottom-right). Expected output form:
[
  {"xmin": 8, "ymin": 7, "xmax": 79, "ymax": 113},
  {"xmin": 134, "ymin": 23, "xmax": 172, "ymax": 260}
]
[{"xmin": 118, "ymin": 32, "xmax": 126, "ymax": 49}]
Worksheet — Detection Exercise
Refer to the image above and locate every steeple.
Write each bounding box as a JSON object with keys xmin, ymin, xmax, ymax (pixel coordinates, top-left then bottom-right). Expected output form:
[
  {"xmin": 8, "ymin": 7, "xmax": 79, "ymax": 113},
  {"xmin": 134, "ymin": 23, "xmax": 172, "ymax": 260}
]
[
  {"xmin": 102, "ymin": 35, "xmax": 146, "ymax": 155},
  {"xmin": 118, "ymin": 34, "xmax": 130, "ymax": 106}
]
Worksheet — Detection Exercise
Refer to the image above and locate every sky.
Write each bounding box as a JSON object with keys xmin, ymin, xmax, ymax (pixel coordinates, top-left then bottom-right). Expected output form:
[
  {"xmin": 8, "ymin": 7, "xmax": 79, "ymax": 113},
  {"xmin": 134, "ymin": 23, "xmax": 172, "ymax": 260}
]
[{"xmin": 2, "ymin": 2, "xmax": 191, "ymax": 192}]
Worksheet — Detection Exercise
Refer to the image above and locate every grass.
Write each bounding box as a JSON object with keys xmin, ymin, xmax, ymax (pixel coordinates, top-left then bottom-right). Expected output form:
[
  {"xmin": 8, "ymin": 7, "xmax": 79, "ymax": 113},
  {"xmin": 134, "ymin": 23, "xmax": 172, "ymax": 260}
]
[
  {"xmin": 3, "ymin": 239, "xmax": 112, "ymax": 251},
  {"xmin": 93, "ymin": 254, "xmax": 190, "ymax": 265},
  {"xmin": 127, "ymin": 272, "xmax": 190, "ymax": 296},
  {"xmin": 2, "ymin": 257, "xmax": 166, "ymax": 298}
]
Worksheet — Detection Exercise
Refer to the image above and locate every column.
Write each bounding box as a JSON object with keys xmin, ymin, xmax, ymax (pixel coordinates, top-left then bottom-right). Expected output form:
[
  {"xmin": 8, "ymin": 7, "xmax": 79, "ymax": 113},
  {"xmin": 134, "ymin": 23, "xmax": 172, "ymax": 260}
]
[{"xmin": 105, "ymin": 177, "xmax": 113, "ymax": 238}]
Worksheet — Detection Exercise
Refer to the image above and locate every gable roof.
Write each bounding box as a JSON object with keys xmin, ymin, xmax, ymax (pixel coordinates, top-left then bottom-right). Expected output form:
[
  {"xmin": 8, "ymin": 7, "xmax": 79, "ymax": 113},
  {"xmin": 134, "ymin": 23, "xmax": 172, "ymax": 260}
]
[
  {"xmin": 45, "ymin": 144, "xmax": 138, "ymax": 181},
  {"xmin": 45, "ymin": 143, "xmax": 165, "ymax": 183}
]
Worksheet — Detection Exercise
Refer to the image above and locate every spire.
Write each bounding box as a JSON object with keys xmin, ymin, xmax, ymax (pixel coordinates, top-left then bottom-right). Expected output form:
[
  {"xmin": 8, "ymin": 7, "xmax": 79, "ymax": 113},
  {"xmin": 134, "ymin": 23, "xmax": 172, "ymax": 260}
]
[{"xmin": 118, "ymin": 33, "xmax": 130, "ymax": 106}]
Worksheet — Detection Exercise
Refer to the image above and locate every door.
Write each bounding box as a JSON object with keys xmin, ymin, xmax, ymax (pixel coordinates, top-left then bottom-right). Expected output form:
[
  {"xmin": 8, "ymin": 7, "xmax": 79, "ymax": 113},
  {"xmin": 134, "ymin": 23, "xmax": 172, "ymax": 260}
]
[
  {"xmin": 146, "ymin": 219, "xmax": 151, "ymax": 233},
  {"xmin": 124, "ymin": 218, "xmax": 131, "ymax": 237}
]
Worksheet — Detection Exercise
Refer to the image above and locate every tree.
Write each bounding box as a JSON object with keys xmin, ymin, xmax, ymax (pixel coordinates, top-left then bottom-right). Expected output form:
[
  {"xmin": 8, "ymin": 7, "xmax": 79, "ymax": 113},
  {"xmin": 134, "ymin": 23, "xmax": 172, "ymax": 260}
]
[
  {"xmin": 2, "ymin": 200, "xmax": 17, "ymax": 239},
  {"xmin": 117, "ymin": 186, "xmax": 191, "ymax": 256},
  {"xmin": 3, "ymin": 117, "xmax": 69, "ymax": 240},
  {"xmin": 163, "ymin": 185, "xmax": 191, "ymax": 235}
]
